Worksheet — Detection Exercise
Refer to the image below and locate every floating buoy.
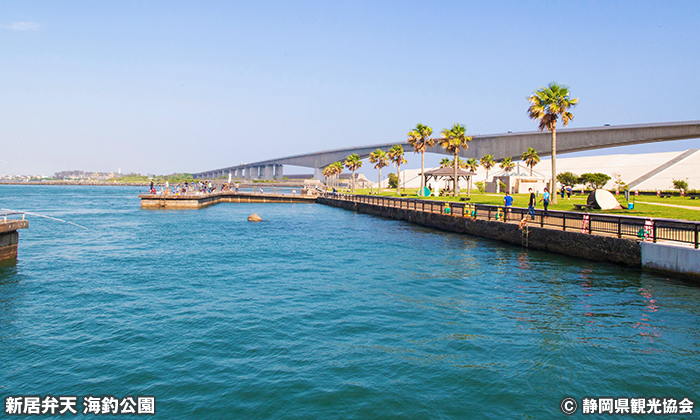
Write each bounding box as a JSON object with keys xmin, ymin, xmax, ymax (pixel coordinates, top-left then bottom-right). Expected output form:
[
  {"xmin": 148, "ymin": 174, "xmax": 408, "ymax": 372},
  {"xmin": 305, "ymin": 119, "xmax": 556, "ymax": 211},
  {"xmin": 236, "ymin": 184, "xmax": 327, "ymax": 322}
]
[{"xmin": 247, "ymin": 213, "xmax": 262, "ymax": 222}]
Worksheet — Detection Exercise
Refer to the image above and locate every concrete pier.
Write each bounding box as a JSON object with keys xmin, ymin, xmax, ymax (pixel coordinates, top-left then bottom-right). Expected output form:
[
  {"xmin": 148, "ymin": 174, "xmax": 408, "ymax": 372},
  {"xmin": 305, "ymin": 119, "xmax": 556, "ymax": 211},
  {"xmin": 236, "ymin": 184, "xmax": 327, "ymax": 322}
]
[
  {"xmin": 0, "ymin": 219, "xmax": 29, "ymax": 261},
  {"xmin": 642, "ymin": 242, "xmax": 700, "ymax": 280},
  {"xmin": 139, "ymin": 191, "xmax": 317, "ymax": 209}
]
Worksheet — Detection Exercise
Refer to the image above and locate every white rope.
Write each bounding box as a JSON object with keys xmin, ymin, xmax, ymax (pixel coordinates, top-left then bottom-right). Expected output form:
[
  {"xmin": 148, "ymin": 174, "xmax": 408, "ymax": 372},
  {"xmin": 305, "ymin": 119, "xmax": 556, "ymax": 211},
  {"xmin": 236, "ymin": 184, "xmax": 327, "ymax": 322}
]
[{"xmin": 0, "ymin": 208, "xmax": 89, "ymax": 230}]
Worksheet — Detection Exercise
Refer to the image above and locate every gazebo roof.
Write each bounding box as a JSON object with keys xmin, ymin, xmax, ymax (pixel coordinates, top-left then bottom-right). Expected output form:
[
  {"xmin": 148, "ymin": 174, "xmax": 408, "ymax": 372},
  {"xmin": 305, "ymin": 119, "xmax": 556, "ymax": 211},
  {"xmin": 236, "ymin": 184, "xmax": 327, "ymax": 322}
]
[{"xmin": 423, "ymin": 167, "xmax": 477, "ymax": 177}]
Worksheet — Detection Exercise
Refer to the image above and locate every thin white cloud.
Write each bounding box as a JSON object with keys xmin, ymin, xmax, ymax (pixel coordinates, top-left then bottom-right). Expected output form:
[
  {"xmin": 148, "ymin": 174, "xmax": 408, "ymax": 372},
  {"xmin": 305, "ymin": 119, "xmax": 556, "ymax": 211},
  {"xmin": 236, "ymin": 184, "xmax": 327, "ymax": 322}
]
[{"xmin": 3, "ymin": 21, "xmax": 42, "ymax": 31}]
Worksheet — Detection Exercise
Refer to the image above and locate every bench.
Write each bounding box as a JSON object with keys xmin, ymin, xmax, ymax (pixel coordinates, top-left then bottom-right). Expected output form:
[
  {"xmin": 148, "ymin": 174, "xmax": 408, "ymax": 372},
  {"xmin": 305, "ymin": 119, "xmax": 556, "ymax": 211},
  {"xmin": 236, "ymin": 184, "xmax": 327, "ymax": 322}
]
[
  {"xmin": 459, "ymin": 197, "xmax": 471, "ymax": 202},
  {"xmin": 573, "ymin": 204, "xmax": 590, "ymax": 211}
]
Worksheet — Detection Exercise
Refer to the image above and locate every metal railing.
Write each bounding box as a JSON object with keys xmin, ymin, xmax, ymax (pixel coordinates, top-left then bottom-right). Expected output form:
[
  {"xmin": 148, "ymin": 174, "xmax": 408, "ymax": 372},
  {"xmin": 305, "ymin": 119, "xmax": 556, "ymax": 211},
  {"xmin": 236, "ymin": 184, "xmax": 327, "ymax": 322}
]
[
  {"xmin": 1, "ymin": 212, "xmax": 25, "ymax": 222},
  {"xmin": 323, "ymin": 193, "xmax": 700, "ymax": 249}
]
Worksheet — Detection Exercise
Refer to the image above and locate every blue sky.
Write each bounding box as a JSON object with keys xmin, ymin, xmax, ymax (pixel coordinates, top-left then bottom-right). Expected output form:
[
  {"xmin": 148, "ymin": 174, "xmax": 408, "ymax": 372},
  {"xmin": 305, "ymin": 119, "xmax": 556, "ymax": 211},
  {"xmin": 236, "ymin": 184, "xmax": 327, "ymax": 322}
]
[{"xmin": 2, "ymin": 1, "xmax": 699, "ymax": 176}]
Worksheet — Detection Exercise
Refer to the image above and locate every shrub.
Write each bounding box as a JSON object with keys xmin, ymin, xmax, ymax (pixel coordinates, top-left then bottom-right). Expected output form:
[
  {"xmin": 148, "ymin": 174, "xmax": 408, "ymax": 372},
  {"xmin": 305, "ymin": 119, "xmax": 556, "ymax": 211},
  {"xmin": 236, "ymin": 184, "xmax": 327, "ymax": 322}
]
[
  {"xmin": 475, "ymin": 181, "xmax": 485, "ymax": 193},
  {"xmin": 672, "ymin": 179, "xmax": 688, "ymax": 190},
  {"xmin": 388, "ymin": 173, "xmax": 398, "ymax": 189},
  {"xmin": 579, "ymin": 173, "xmax": 611, "ymax": 189},
  {"xmin": 556, "ymin": 171, "xmax": 579, "ymax": 187}
]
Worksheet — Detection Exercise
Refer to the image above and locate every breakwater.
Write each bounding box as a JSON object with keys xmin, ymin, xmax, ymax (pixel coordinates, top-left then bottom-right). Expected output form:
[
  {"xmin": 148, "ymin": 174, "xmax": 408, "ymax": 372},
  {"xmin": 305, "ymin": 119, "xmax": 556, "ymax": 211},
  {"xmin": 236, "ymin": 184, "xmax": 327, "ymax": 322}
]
[
  {"xmin": 319, "ymin": 195, "xmax": 644, "ymax": 267},
  {"xmin": 139, "ymin": 191, "xmax": 317, "ymax": 209}
]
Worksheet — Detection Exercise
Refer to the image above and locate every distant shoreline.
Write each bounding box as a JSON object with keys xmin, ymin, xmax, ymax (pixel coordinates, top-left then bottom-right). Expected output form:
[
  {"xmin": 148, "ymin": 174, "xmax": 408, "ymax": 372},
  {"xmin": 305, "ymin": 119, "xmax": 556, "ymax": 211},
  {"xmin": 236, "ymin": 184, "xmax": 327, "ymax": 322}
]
[
  {"xmin": 0, "ymin": 180, "xmax": 310, "ymax": 187},
  {"xmin": 0, "ymin": 180, "xmax": 150, "ymax": 186}
]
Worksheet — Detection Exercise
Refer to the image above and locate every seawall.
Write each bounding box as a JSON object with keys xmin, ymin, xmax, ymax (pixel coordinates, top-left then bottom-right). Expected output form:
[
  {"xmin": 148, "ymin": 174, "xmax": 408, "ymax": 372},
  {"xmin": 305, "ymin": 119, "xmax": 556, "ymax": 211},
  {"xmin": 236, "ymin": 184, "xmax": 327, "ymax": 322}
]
[
  {"xmin": 318, "ymin": 197, "xmax": 642, "ymax": 267},
  {"xmin": 642, "ymin": 242, "xmax": 700, "ymax": 280}
]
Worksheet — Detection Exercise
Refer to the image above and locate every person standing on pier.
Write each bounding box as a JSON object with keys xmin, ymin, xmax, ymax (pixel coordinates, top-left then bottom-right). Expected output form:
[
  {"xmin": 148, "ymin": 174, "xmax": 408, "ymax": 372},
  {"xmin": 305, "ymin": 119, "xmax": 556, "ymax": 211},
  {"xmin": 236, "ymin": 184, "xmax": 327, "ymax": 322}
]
[
  {"xmin": 528, "ymin": 188, "xmax": 536, "ymax": 220},
  {"xmin": 503, "ymin": 192, "xmax": 513, "ymax": 220},
  {"xmin": 539, "ymin": 188, "xmax": 550, "ymax": 216}
]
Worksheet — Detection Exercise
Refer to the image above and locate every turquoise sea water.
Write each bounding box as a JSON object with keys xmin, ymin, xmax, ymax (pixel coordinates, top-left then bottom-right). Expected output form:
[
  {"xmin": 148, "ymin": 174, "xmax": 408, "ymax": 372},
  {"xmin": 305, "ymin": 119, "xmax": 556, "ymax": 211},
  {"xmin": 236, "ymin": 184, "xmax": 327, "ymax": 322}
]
[{"xmin": 1, "ymin": 185, "xmax": 699, "ymax": 419}]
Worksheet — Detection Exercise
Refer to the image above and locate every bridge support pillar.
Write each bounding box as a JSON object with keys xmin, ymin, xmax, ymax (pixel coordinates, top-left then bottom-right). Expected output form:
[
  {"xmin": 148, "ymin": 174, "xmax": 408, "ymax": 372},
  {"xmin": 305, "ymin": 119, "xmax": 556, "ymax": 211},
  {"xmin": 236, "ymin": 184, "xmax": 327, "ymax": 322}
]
[
  {"xmin": 314, "ymin": 167, "xmax": 324, "ymax": 182},
  {"xmin": 274, "ymin": 165, "xmax": 283, "ymax": 180},
  {"xmin": 262, "ymin": 165, "xmax": 275, "ymax": 180}
]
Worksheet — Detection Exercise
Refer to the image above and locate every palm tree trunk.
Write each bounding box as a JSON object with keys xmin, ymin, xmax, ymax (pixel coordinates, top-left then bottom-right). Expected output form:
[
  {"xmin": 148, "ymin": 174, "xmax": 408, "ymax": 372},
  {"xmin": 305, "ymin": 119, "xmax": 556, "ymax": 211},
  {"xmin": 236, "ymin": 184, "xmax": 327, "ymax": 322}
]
[
  {"xmin": 396, "ymin": 164, "xmax": 401, "ymax": 195},
  {"xmin": 420, "ymin": 152, "xmax": 425, "ymax": 192},
  {"xmin": 352, "ymin": 169, "xmax": 355, "ymax": 193},
  {"xmin": 378, "ymin": 168, "xmax": 382, "ymax": 193},
  {"xmin": 551, "ymin": 128, "xmax": 558, "ymax": 204},
  {"xmin": 453, "ymin": 151, "xmax": 458, "ymax": 195}
]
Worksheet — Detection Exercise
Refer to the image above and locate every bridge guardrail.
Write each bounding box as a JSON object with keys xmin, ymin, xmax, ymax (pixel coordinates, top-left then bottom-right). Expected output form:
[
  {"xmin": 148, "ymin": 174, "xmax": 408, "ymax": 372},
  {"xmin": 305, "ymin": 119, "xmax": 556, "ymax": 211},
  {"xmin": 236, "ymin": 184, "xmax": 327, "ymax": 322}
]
[{"xmin": 323, "ymin": 193, "xmax": 700, "ymax": 249}]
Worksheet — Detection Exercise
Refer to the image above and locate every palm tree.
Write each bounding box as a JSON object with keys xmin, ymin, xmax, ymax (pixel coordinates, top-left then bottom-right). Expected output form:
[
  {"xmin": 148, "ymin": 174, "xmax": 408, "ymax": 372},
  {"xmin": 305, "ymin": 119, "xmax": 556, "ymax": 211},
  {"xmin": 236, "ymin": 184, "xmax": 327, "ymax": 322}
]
[
  {"xmin": 465, "ymin": 158, "xmax": 478, "ymax": 196},
  {"xmin": 521, "ymin": 147, "xmax": 540, "ymax": 176},
  {"xmin": 451, "ymin": 157, "xmax": 467, "ymax": 168},
  {"xmin": 407, "ymin": 124, "xmax": 435, "ymax": 191},
  {"xmin": 323, "ymin": 165, "xmax": 334, "ymax": 187},
  {"xmin": 499, "ymin": 157, "xmax": 515, "ymax": 173},
  {"xmin": 333, "ymin": 161, "xmax": 343, "ymax": 188},
  {"xmin": 344, "ymin": 154, "xmax": 363, "ymax": 193},
  {"xmin": 480, "ymin": 154, "xmax": 495, "ymax": 181},
  {"xmin": 466, "ymin": 158, "xmax": 478, "ymax": 172},
  {"xmin": 527, "ymin": 82, "xmax": 579, "ymax": 204},
  {"xmin": 440, "ymin": 123, "xmax": 472, "ymax": 195},
  {"xmin": 369, "ymin": 149, "xmax": 389, "ymax": 193},
  {"xmin": 387, "ymin": 145, "xmax": 407, "ymax": 194}
]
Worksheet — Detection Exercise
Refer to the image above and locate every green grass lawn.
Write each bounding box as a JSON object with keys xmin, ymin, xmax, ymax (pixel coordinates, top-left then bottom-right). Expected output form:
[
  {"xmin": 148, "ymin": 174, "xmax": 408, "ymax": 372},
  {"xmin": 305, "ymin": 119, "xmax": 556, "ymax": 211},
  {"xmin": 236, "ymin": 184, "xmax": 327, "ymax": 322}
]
[{"xmin": 347, "ymin": 188, "xmax": 700, "ymax": 221}]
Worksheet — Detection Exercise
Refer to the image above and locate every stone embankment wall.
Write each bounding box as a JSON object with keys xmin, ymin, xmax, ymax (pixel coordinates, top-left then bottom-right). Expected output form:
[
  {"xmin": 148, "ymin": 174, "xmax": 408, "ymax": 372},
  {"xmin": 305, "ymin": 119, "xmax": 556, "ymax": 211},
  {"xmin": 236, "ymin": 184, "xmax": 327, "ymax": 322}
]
[{"xmin": 318, "ymin": 197, "xmax": 642, "ymax": 267}]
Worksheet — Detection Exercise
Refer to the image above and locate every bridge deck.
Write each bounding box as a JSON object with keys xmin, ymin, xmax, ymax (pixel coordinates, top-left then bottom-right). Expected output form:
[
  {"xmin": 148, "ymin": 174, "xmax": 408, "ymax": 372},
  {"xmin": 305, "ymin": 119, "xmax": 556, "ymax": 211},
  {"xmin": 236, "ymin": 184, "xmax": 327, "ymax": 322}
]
[{"xmin": 139, "ymin": 192, "xmax": 318, "ymax": 209}]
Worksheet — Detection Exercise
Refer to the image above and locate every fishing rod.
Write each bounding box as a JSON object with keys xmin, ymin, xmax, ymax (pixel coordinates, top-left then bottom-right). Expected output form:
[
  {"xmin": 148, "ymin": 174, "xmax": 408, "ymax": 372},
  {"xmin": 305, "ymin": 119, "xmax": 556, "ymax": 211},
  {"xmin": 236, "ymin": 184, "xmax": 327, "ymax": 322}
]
[{"xmin": 0, "ymin": 208, "xmax": 89, "ymax": 230}]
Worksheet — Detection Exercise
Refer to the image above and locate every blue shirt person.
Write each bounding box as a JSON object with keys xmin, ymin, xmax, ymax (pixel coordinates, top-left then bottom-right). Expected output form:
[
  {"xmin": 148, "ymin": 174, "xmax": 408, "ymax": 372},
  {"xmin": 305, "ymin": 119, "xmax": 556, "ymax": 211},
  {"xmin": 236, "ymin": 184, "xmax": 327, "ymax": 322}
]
[
  {"xmin": 539, "ymin": 188, "xmax": 551, "ymax": 216},
  {"xmin": 503, "ymin": 192, "xmax": 514, "ymax": 221}
]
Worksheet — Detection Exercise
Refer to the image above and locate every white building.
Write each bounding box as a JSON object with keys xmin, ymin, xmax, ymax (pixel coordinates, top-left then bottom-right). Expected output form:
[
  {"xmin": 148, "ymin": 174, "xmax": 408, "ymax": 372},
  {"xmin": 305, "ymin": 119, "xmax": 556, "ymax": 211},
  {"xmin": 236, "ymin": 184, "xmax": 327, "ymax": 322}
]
[{"xmin": 368, "ymin": 149, "xmax": 700, "ymax": 192}]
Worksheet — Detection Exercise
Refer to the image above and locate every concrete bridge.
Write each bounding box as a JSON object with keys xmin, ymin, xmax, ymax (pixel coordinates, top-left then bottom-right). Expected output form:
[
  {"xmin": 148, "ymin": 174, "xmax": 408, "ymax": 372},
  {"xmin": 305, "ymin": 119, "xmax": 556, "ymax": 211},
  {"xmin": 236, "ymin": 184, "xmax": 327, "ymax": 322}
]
[{"xmin": 192, "ymin": 120, "xmax": 700, "ymax": 180}]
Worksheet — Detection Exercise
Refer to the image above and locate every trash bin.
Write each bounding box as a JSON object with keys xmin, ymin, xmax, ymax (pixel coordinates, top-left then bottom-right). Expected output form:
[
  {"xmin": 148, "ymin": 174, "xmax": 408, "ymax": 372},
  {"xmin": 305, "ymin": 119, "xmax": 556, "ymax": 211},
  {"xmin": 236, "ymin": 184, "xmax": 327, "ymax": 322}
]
[{"xmin": 628, "ymin": 203, "xmax": 634, "ymax": 210}]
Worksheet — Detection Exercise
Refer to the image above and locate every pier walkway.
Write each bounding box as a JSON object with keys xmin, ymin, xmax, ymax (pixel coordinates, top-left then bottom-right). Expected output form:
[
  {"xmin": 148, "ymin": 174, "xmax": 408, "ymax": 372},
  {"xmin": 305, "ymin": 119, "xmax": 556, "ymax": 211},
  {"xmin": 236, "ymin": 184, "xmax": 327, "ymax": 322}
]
[{"xmin": 139, "ymin": 191, "xmax": 317, "ymax": 209}]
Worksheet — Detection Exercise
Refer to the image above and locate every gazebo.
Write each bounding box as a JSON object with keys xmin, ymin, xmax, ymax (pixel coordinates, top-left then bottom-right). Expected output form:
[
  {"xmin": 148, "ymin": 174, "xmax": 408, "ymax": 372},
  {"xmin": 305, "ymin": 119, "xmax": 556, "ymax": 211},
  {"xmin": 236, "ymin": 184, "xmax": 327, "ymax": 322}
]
[{"xmin": 423, "ymin": 167, "xmax": 477, "ymax": 193}]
